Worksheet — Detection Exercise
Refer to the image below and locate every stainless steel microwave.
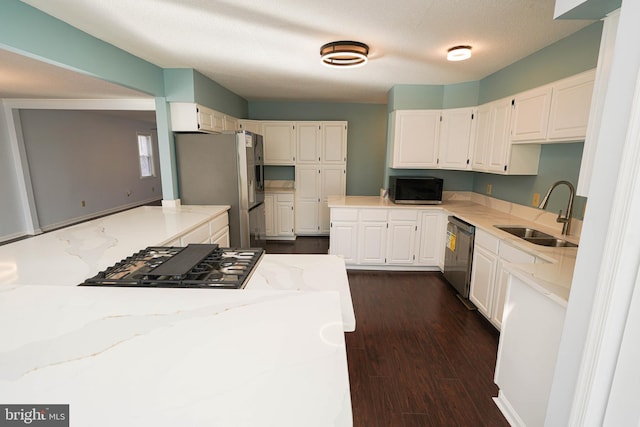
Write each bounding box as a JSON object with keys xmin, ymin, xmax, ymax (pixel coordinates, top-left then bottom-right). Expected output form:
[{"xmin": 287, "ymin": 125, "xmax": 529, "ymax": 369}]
[{"xmin": 388, "ymin": 176, "xmax": 443, "ymax": 204}]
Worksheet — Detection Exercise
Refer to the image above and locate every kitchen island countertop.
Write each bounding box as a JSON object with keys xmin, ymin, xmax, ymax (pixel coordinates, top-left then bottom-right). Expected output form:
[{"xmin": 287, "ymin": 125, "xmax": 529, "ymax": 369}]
[{"xmin": 0, "ymin": 285, "xmax": 352, "ymax": 426}]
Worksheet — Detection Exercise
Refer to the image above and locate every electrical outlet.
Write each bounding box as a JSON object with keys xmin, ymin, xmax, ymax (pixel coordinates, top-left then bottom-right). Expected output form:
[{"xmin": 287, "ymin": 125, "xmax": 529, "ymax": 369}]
[
  {"xmin": 81, "ymin": 200, "xmax": 86, "ymax": 207},
  {"xmin": 532, "ymin": 192, "xmax": 540, "ymax": 206},
  {"xmin": 486, "ymin": 184, "xmax": 492, "ymax": 195}
]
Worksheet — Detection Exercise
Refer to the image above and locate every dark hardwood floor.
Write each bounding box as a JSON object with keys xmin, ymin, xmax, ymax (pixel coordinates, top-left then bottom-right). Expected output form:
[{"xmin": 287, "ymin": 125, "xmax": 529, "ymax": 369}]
[{"xmin": 265, "ymin": 237, "xmax": 508, "ymax": 426}]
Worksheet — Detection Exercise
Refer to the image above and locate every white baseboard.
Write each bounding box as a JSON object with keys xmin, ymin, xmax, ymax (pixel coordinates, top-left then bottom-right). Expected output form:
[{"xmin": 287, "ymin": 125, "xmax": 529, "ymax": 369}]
[{"xmin": 493, "ymin": 391, "xmax": 525, "ymax": 427}]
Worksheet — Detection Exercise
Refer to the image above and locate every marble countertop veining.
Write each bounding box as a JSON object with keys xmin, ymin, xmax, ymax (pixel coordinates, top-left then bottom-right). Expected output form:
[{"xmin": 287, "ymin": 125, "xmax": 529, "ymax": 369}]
[
  {"xmin": 328, "ymin": 195, "xmax": 578, "ymax": 302},
  {"xmin": 0, "ymin": 285, "xmax": 352, "ymax": 426},
  {"xmin": 0, "ymin": 205, "xmax": 229, "ymax": 287}
]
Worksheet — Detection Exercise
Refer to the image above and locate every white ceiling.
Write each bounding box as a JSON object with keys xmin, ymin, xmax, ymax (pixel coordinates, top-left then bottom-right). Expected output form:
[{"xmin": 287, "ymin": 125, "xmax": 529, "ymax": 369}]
[{"xmin": 6, "ymin": 0, "xmax": 594, "ymax": 104}]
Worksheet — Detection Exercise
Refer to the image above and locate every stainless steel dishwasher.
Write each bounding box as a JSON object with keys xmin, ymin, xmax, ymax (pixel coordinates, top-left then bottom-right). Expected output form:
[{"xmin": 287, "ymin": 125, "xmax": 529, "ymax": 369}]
[{"xmin": 443, "ymin": 216, "xmax": 476, "ymax": 309}]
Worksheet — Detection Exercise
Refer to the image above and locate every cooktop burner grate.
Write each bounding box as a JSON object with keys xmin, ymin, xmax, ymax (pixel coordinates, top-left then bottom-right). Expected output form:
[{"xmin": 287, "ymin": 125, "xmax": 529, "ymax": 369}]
[{"xmin": 79, "ymin": 244, "xmax": 264, "ymax": 289}]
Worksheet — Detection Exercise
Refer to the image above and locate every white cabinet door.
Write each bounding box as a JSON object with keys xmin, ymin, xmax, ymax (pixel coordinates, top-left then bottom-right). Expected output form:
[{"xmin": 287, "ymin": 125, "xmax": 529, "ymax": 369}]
[
  {"xmin": 319, "ymin": 165, "xmax": 346, "ymax": 234},
  {"xmin": 211, "ymin": 226, "xmax": 230, "ymax": 247},
  {"xmin": 330, "ymin": 221, "xmax": 358, "ymax": 263},
  {"xmin": 470, "ymin": 245, "xmax": 498, "ymax": 318},
  {"xmin": 322, "ymin": 122, "xmax": 348, "ymax": 164},
  {"xmin": 547, "ymin": 69, "xmax": 595, "ymax": 141},
  {"xmin": 239, "ymin": 119, "xmax": 262, "ymax": 134},
  {"xmin": 471, "ymin": 103, "xmax": 492, "ymax": 171},
  {"xmin": 487, "ymin": 98, "xmax": 513, "ymax": 173},
  {"xmin": 357, "ymin": 209, "xmax": 388, "ymax": 265},
  {"xmin": 295, "ymin": 166, "xmax": 321, "ymax": 234},
  {"xmin": 387, "ymin": 222, "xmax": 417, "ymax": 265},
  {"xmin": 358, "ymin": 222, "xmax": 387, "ymax": 265},
  {"xmin": 389, "ymin": 110, "xmax": 440, "ymax": 168},
  {"xmin": 262, "ymin": 121, "xmax": 295, "ymax": 165},
  {"xmin": 223, "ymin": 115, "xmax": 239, "ymax": 131},
  {"xmin": 438, "ymin": 108, "xmax": 475, "ymax": 170},
  {"xmin": 296, "ymin": 122, "xmax": 321, "ymax": 164},
  {"xmin": 275, "ymin": 195, "xmax": 294, "ymax": 236},
  {"xmin": 264, "ymin": 194, "xmax": 275, "ymax": 237},
  {"xmin": 414, "ymin": 210, "xmax": 441, "ymax": 266},
  {"xmin": 511, "ymin": 86, "xmax": 552, "ymax": 142},
  {"xmin": 492, "ymin": 242, "xmax": 536, "ymax": 329}
]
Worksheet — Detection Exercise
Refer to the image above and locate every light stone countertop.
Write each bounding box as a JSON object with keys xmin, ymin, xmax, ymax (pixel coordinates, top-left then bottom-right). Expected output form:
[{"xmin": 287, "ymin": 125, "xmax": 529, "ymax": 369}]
[
  {"xmin": 0, "ymin": 285, "xmax": 352, "ymax": 426},
  {"xmin": 265, "ymin": 180, "xmax": 295, "ymax": 193},
  {"xmin": 0, "ymin": 205, "xmax": 230, "ymax": 287},
  {"xmin": 328, "ymin": 195, "xmax": 579, "ymax": 302}
]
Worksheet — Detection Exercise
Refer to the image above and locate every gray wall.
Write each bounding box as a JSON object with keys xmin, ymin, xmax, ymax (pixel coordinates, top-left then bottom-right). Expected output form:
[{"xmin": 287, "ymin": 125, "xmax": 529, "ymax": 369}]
[
  {"xmin": 0, "ymin": 107, "xmax": 25, "ymax": 240},
  {"xmin": 19, "ymin": 110, "xmax": 161, "ymax": 231}
]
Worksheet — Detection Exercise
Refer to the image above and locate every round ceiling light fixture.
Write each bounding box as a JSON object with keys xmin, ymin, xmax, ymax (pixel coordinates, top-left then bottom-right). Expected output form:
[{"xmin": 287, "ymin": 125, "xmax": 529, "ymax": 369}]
[
  {"xmin": 320, "ymin": 41, "xmax": 369, "ymax": 68},
  {"xmin": 447, "ymin": 45, "xmax": 472, "ymax": 61}
]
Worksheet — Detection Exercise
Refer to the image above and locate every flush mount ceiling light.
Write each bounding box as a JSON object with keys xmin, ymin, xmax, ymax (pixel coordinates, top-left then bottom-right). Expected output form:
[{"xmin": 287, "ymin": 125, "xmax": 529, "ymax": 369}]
[
  {"xmin": 447, "ymin": 45, "xmax": 472, "ymax": 61},
  {"xmin": 320, "ymin": 41, "xmax": 369, "ymax": 68}
]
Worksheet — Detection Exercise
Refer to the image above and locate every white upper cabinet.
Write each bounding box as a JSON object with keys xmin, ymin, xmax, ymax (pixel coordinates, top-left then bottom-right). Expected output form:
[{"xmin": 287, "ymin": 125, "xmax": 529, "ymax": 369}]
[
  {"xmin": 322, "ymin": 122, "xmax": 348, "ymax": 164},
  {"xmin": 238, "ymin": 119, "xmax": 262, "ymax": 134},
  {"xmin": 296, "ymin": 122, "xmax": 322, "ymax": 164},
  {"xmin": 471, "ymin": 103, "xmax": 492, "ymax": 171},
  {"xmin": 472, "ymin": 98, "xmax": 541, "ymax": 175},
  {"xmin": 223, "ymin": 114, "xmax": 239, "ymax": 131},
  {"xmin": 262, "ymin": 121, "xmax": 296, "ymax": 165},
  {"xmin": 389, "ymin": 110, "xmax": 440, "ymax": 168},
  {"xmin": 547, "ymin": 69, "xmax": 596, "ymax": 141},
  {"xmin": 170, "ymin": 102, "xmax": 224, "ymax": 134},
  {"xmin": 509, "ymin": 69, "xmax": 595, "ymax": 144},
  {"xmin": 510, "ymin": 86, "xmax": 552, "ymax": 142},
  {"xmin": 438, "ymin": 107, "xmax": 475, "ymax": 170}
]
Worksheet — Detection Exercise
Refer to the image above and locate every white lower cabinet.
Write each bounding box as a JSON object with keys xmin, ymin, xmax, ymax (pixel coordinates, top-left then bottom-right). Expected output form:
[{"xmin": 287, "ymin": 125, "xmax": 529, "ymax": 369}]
[
  {"xmin": 357, "ymin": 209, "xmax": 388, "ymax": 265},
  {"xmin": 178, "ymin": 211, "xmax": 230, "ymax": 246},
  {"xmin": 329, "ymin": 208, "xmax": 358, "ymax": 264},
  {"xmin": 470, "ymin": 229, "xmax": 535, "ymax": 330},
  {"xmin": 329, "ymin": 207, "xmax": 442, "ymax": 268},
  {"xmin": 265, "ymin": 192, "xmax": 294, "ymax": 239},
  {"xmin": 386, "ymin": 210, "xmax": 418, "ymax": 265}
]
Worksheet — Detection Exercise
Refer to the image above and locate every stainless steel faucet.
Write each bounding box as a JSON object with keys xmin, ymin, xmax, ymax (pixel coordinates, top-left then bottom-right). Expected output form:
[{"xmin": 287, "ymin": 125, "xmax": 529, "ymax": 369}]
[{"xmin": 538, "ymin": 180, "xmax": 575, "ymax": 235}]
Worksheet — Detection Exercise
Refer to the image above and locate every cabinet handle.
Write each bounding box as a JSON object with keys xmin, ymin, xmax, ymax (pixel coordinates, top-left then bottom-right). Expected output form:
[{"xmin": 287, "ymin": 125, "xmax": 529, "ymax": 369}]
[
  {"xmin": 319, "ymin": 157, "xmax": 321, "ymax": 161},
  {"xmin": 504, "ymin": 165, "xmax": 508, "ymax": 171}
]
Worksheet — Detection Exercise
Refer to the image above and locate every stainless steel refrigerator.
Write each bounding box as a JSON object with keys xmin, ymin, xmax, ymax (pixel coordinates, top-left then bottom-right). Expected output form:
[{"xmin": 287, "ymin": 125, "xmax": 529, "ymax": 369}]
[{"xmin": 175, "ymin": 131, "xmax": 265, "ymax": 248}]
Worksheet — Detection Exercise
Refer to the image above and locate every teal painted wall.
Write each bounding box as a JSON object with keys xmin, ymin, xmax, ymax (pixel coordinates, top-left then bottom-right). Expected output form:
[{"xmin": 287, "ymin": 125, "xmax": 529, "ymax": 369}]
[
  {"xmin": 443, "ymin": 81, "xmax": 481, "ymax": 108},
  {"xmin": 472, "ymin": 143, "xmax": 587, "ymax": 219},
  {"xmin": 193, "ymin": 70, "xmax": 248, "ymax": 118},
  {"xmin": 0, "ymin": 0, "xmax": 164, "ymax": 96},
  {"xmin": 164, "ymin": 69, "xmax": 196, "ymax": 101},
  {"xmin": 479, "ymin": 22, "xmax": 603, "ymax": 103},
  {"xmin": 387, "ymin": 85, "xmax": 444, "ymax": 111},
  {"xmin": 249, "ymin": 102, "xmax": 387, "ymax": 196}
]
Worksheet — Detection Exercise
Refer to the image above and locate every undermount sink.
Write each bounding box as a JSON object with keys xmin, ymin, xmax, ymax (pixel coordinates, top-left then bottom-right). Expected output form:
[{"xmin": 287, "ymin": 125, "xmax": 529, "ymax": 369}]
[
  {"xmin": 523, "ymin": 237, "xmax": 578, "ymax": 248},
  {"xmin": 494, "ymin": 226, "xmax": 578, "ymax": 248}
]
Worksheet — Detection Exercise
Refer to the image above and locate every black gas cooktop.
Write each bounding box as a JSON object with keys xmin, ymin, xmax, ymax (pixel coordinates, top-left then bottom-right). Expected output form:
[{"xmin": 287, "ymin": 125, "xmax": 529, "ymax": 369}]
[{"xmin": 79, "ymin": 244, "xmax": 264, "ymax": 289}]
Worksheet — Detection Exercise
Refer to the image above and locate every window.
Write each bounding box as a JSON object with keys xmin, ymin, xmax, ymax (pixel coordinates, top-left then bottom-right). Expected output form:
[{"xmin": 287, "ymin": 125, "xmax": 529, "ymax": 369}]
[{"xmin": 137, "ymin": 132, "xmax": 155, "ymax": 178}]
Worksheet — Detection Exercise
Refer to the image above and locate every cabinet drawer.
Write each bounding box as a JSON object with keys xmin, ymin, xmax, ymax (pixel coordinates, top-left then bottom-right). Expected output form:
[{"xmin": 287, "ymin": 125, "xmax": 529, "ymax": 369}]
[
  {"xmin": 499, "ymin": 242, "xmax": 535, "ymax": 263},
  {"xmin": 388, "ymin": 209, "xmax": 418, "ymax": 221},
  {"xmin": 359, "ymin": 209, "xmax": 388, "ymax": 222},
  {"xmin": 475, "ymin": 229, "xmax": 500, "ymax": 253},
  {"xmin": 180, "ymin": 223, "xmax": 210, "ymax": 245},
  {"xmin": 331, "ymin": 208, "xmax": 358, "ymax": 221},
  {"xmin": 209, "ymin": 213, "xmax": 229, "ymax": 236}
]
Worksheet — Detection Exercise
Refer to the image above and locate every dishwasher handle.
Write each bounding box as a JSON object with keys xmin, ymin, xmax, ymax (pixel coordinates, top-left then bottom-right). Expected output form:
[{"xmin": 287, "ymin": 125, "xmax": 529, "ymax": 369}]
[{"xmin": 448, "ymin": 216, "xmax": 475, "ymax": 235}]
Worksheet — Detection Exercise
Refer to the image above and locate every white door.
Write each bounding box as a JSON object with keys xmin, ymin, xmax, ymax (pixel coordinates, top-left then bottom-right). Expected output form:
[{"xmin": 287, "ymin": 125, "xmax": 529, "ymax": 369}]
[
  {"xmin": 322, "ymin": 122, "xmax": 347, "ymax": 164},
  {"xmin": 320, "ymin": 166, "xmax": 346, "ymax": 234},
  {"xmin": 488, "ymin": 98, "xmax": 513, "ymax": 173},
  {"xmin": 357, "ymin": 222, "xmax": 387, "ymax": 265},
  {"xmin": 296, "ymin": 122, "xmax": 321, "ymax": 164},
  {"xmin": 469, "ymin": 245, "xmax": 498, "ymax": 318},
  {"xmin": 390, "ymin": 110, "xmax": 440, "ymax": 168},
  {"xmin": 275, "ymin": 198, "xmax": 294, "ymax": 236},
  {"xmin": 262, "ymin": 121, "xmax": 295, "ymax": 165},
  {"xmin": 295, "ymin": 166, "xmax": 321, "ymax": 234},
  {"xmin": 510, "ymin": 86, "xmax": 552, "ymax": 142},
  {"xmin": 472, "ymin": 104, "xmax": 492, "ymax": 171},
  {"xmin": 387, "ymin": 221, "xmax": 417, "ymax": 265},
  {"xmin": 329, "ymin": 221, "xmax": 358, "ymax": 263},
  {"xmin": 415, "ymin": 211, "xmax": 441, "ymax": 266},
  {"xmin": 264, "ymin": 194, "xmax": 275, "ymax": 237},
  {"xmin": 438, "ymin": 108, "xmax": 474, "ymax": 169}
]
